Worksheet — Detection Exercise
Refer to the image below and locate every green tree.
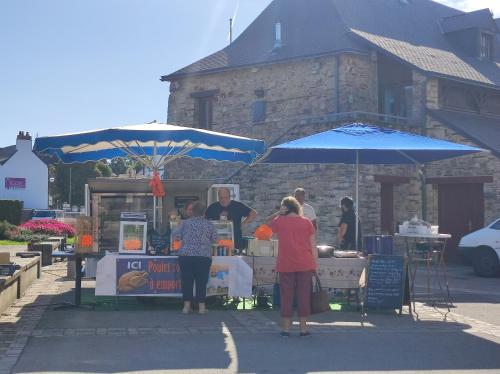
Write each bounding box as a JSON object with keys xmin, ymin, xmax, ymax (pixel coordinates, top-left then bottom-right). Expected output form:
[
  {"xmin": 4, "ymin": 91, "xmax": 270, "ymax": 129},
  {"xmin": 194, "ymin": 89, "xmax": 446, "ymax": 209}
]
[
  {"xmin": 95, "ymin": 161, "xmax": 112, "ymax": 177},
  {"xmin": 110, "ymin": 158, "xmax": 128, "ymax": 175},
  {"xmin": 51, "ymin": 162, "xmax": 105, "ymax": 207}
]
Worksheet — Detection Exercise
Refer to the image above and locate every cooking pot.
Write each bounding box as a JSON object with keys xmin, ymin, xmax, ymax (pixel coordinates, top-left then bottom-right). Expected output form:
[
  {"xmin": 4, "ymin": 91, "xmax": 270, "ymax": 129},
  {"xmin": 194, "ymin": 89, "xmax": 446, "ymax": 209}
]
[{"xmin": 316, "ymin": 245, "xmax": 334, "ymax": 258}]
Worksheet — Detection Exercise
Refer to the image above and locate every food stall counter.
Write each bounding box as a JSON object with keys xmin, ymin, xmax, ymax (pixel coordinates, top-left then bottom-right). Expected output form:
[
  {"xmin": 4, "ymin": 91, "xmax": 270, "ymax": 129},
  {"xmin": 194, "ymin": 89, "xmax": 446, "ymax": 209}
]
[{"xmin": 95, "ymin": 253, "xmax": 253, "ymax": 298}]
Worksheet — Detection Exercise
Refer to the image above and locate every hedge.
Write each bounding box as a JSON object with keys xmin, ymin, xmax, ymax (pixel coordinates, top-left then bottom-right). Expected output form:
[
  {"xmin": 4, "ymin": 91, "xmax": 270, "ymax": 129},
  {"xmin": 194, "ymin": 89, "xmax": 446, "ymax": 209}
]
[{"xmin": 0, "ymin": 200, "xmax": 23, "ymax": 225}]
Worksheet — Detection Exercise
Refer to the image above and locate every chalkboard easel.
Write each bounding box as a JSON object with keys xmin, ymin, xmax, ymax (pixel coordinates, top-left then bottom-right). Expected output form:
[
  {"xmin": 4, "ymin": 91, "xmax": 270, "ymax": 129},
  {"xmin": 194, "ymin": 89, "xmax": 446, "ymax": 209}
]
[{"xmin": 362, "ymin": 255, "xmax": 410, "ymax": 316}]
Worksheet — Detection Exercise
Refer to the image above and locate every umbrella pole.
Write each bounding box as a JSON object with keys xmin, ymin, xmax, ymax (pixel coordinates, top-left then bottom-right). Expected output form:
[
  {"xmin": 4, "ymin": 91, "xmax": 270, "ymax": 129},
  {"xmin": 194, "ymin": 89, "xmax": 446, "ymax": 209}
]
[
  {"xmin": 153, "ymin": 197, "xmax": 157, "ymax": 230},
  {"xmin": 355, "ymin": 151, "xmax": 359, "ymax": 252},
  {"xmin": 153, "ymin": 143, "xmax": 157, "ymax": 230}
]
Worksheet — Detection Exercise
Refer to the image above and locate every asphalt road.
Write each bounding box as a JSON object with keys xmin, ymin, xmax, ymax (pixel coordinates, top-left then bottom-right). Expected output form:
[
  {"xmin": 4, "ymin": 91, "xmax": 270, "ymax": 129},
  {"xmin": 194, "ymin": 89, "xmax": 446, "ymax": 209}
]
[{"xmin": 8, "ymin": 264, "xmax": 500, "ymax": 374}]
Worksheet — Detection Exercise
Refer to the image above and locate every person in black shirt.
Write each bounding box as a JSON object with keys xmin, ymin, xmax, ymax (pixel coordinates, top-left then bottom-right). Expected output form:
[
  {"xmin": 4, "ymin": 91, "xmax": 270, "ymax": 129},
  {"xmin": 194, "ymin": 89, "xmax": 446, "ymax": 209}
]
[
  {"xmin": 337, "ymin": 196, "xmax": 362, "ymax": 250},
  {"xmin": 205, "ymin": 187, "xmax": 257, "ymax": 250}
]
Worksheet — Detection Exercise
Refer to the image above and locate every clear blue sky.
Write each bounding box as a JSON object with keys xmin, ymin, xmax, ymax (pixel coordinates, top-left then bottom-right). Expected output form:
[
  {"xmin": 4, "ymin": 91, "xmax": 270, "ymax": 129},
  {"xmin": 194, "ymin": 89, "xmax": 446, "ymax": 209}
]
[{"xmin": 1, "ymin": 0, "xmax": 498, "ymax": 148}]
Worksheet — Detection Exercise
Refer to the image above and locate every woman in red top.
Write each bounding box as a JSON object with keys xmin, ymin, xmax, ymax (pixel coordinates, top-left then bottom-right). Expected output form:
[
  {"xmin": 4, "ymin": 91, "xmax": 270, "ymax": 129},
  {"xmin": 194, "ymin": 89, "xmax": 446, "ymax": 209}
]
[{"xmin": 267, "ymin": 196, "xmax": 317, "ymax": 337}]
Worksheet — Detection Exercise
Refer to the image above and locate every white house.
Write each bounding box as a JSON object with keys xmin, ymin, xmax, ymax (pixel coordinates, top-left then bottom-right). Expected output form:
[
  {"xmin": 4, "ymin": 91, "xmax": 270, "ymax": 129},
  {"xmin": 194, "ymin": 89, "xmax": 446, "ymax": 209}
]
[{"xmin": 0, "ymin": 131, "xmax": 48, "ymax": 209}]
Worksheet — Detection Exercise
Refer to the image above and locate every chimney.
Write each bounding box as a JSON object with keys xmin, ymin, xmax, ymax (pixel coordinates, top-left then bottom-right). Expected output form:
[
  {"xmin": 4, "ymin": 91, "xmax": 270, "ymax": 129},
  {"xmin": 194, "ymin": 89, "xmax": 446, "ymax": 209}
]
[{"xmin": 16, "ymin": 130, "xmax": 33, "ymax": 152}]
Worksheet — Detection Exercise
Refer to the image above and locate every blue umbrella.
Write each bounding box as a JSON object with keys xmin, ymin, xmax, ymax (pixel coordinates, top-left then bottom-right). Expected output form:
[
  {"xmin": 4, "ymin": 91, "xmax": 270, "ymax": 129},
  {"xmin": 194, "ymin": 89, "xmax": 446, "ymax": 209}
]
[
  {"xmin": 258, "ymin": 123, "xmax": 484, "ymax": 250},
  {"xmin": 260, "ymin": 124, "xmax": 482, "ymax": 164},
  {"xmin": 34, "ymin": 122, "xmax": 266, "ymax": 227}
]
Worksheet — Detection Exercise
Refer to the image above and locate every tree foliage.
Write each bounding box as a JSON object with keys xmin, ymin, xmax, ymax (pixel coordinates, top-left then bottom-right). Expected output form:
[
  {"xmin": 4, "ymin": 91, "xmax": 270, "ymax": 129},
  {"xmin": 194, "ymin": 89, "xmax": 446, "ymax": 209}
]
[
  {"xmin": 50, "ymin": 161, "xmax": 111, "ymax": 207},
  {"xmin": 110, "ymin": 158, "xmax": 128, "ymax": 175},
  {"xmin": 48, "ymin": 157, "xmax": 146, "ymax": 207}
]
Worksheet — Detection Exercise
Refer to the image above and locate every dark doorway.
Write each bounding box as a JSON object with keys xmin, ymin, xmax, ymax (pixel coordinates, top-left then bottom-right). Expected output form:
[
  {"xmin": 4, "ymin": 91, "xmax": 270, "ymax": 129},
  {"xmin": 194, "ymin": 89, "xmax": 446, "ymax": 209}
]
[
  {"xmin": 438, "ymin": 183, "xmax": 484, "ymax": 261},
  {"xmin": 380, "ymin": 183, "xmax": 394, "ymax": 234}
]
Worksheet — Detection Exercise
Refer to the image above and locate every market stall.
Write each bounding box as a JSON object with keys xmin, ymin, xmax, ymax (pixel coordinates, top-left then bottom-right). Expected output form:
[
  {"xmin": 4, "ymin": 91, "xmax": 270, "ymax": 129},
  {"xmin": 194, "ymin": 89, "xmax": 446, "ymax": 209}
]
[{"xmin": 33, "ymin": 122, "xmax": 266, "ymax": 305}]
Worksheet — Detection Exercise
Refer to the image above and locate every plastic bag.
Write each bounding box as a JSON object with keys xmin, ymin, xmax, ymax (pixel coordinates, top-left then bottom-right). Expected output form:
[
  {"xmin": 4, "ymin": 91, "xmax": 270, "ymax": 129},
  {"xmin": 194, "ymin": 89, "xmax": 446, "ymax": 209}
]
[{"xmin": 254, "ymin": 224, "xmax": 273, "ymax": 240}]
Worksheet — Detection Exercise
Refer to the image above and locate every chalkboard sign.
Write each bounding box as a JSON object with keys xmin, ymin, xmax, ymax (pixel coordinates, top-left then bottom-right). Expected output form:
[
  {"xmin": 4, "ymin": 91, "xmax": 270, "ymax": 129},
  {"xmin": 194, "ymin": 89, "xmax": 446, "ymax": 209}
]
[
  {"xmin": 364, "ymin": 255, "xmax": 407, "ymax": 312},
  {"xmin": 148, "ymin": 230, "xmax": 170, "ymax": 256}
]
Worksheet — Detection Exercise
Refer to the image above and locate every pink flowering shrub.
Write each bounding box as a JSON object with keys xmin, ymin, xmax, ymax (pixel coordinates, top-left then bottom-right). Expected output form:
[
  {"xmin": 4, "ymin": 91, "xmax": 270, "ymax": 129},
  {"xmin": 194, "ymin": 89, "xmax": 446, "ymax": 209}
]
[{"xmin": 20, "ymin": 219, "xmax": 76, "ymax": 237}]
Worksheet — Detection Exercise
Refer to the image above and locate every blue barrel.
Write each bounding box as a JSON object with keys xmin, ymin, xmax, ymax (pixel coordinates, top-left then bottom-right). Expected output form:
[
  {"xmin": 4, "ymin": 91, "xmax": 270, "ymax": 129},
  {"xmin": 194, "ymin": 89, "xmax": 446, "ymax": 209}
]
[{"xmin": 363, "ymin": 235, "xmax": 393, "ymax": 255}]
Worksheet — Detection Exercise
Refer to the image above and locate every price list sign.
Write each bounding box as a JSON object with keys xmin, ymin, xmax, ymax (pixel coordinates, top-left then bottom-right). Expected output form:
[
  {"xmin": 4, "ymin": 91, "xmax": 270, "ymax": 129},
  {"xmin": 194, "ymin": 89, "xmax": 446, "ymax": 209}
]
[{"xmin": 364, "ymin": 255, "xmax": 406, "ymax": 312}]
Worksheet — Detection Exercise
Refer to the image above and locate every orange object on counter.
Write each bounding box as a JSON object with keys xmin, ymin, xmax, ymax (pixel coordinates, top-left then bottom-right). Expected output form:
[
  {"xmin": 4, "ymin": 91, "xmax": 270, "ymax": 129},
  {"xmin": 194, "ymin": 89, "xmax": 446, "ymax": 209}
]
[
  {"xmin": 217, "ymin": 239, "xmax": 234, "ymax": 249},
  {"xmin": 123, "ymin": 238, "xmax": 143, "ymax": 251},
  {"xmin": 255, "ymin": 224, "xmax": 273, "ymax": 240}
]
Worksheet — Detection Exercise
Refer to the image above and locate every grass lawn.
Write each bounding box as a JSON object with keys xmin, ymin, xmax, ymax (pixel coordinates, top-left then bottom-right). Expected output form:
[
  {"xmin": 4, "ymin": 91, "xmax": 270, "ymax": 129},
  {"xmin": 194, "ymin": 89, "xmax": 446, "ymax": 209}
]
[
  {"xmin": 0, "ymin": 240, "xmax": 27, "ymax": 246},
  {"xmin": 0, "ymin": 237, "xmax": 75, "ymax": 246}
]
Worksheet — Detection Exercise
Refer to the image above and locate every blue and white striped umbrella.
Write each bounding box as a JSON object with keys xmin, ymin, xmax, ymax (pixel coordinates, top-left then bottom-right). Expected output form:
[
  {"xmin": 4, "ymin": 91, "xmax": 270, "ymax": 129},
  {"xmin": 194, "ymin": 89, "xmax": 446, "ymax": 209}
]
[{"xmin": 34, "ymin": 122, "xmax": 266, "ymax": 167}]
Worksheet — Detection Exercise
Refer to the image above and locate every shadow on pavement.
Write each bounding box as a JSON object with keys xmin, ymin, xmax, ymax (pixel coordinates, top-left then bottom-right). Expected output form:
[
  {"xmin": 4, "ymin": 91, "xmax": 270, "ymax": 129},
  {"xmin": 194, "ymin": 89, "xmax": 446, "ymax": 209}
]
[{"xmin": 9, "ymin": 287, "xmax": 500, "ymax": 374}]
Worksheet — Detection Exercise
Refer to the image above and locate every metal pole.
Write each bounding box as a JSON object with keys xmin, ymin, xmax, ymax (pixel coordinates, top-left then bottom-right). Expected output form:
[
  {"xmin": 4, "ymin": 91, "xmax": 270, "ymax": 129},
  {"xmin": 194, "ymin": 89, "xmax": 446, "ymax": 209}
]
[
  {"xmin": 153, "ymin": 142, "xmax": 157, "ymax": 230},
  {"xmin": 229, "ymin": 18, "xmax": 233, "ymax": 44},
  {"xmin": 69, "ymin": 167, "xmax": 72, "ymax": 207},
  {"xmin": 355, "ymin": 151, "xmax": 359, "ymax": 251},
  {"xmin": 420, "ymin": 165, "xmax": 427, "ymax": 221}
]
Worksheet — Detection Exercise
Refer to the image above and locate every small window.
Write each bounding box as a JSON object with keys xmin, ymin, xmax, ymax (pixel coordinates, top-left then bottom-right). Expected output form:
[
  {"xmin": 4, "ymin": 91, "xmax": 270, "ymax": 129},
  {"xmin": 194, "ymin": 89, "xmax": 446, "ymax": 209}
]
[
  {"xmin": 480, "ymin": 32, "xmax": 493, "ymax": 60},
  {"xmin": 252, "ymin": 101, "xmax": 266, "ymax": 123},
  {"xmin": 274, "ymin": 21, "xmax": 282, "ymax": 49},
  {"xmin": 195, "ymin": 97, "xmax": 213, "ymax": 130}
]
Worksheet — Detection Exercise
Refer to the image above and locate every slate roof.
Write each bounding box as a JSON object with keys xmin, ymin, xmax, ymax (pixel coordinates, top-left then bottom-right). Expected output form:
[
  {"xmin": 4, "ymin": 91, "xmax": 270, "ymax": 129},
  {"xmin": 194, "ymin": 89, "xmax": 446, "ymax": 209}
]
[
  {"xmin": 428, "ymin": 109, "xmax": 500, "ymax": 157},
  {"xmin": 440, "ymin": 8, "xmax": 498, "ymax": 34},
  {"xmin": 162, "ymin": 0, "xmax": 500, "ymax": 89},
  {"xmin": 162, "ymin": 0, "xmax": 363, "ymax": 79},
  {"xmin": 0, "ymin": 145, "xmax": 16, "ymax": 166},
  {"xmin": 350, "ymin": 29, "xmax": 500, "ymax": 87}
]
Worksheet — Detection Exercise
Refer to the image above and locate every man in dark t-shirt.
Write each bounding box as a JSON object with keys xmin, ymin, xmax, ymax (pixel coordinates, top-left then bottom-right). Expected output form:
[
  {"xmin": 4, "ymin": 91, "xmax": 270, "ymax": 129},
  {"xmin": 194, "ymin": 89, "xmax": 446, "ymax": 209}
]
[
  {"xmin": 337, "ymin": 196, "xmax": 362, "ymax": 250},
  {"xmin": 206, "ymin": 187, "xmax": 257, "ymax": 249}
]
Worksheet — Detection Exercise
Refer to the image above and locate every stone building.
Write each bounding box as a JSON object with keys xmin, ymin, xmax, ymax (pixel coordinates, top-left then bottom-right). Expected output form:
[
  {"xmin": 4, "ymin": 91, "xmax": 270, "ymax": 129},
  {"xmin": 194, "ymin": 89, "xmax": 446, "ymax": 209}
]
[{"xmin": 161, "ymin": 0, "xmax": 500, "ymax": 259}]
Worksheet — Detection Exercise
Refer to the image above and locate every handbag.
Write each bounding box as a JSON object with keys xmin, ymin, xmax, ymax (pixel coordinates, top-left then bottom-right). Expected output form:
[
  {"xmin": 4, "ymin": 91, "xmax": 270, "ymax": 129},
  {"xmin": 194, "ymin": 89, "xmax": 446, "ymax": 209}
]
[{"xmin": 311, "ymin": 272, "xmax": 331, "ymax": 314}]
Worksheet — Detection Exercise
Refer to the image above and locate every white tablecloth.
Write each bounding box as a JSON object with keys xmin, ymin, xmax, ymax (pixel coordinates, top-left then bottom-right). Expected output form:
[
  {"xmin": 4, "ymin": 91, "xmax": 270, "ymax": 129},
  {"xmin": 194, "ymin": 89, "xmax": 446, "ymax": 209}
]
[{"xmin": 243, "ymin": 256, "xmax": 367, "ymax": 289}]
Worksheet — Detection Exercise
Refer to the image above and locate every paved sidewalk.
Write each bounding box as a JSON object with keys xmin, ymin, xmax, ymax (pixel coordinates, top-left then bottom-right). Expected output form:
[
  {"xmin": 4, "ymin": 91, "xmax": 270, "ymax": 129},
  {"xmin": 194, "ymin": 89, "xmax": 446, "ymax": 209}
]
[
  {"xmin": 0, "ymin": 262, "xmax": 70, "ymax": 374},
  {"xmin": 0, "ymin": 261, "xmax": 499, "ymax": 373}
]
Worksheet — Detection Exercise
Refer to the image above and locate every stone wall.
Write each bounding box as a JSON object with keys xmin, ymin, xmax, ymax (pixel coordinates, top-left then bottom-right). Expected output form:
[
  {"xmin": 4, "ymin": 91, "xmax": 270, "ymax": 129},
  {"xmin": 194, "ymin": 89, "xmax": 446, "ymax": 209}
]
[
  {"xmin": 165, "ymin": 52, "xmax": 499, "ymax": 245},
  {"xmin": 166, "ymin": 52, "xmax": 386, "ymax": 243},
  {"xmin": 338, "ymin": 53, "xmax": 378, "ymax": 113},
  {"xmin": 168, "ymin": 52, "xmax": 378, "ymax": 142}
]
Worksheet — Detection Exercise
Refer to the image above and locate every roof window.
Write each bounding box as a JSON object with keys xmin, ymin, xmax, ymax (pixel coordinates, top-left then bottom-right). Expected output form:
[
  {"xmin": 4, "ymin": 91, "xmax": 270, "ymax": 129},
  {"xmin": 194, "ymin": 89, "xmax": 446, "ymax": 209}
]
[
  {"xmin": 479, "ymin": 32, "xmax": 493, "ymax": 60},
  {"xmin": 274, "ymin": 21, "xmax": 282, "ymax": 49}
]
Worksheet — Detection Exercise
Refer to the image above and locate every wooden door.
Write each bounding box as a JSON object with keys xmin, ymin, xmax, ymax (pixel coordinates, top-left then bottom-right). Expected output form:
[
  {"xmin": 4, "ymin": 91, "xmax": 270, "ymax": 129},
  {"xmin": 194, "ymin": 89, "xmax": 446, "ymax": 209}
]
[
  {"xmin": 380, "ymin": 183, "xmax": 394, "ymax": 234},
  {"xmin": 438, "ymin": 183, "xmax": 484, "ymax": 261}
]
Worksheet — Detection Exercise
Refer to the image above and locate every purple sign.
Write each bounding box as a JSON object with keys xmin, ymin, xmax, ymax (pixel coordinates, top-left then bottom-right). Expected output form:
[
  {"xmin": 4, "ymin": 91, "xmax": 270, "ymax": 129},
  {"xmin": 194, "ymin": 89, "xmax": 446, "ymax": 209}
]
[
  {"xmin": 5, "ymin": 178, "xmax": 26, "ymax": 190},
  {"xmin": 116, "ymin": 257, "xmax": 182, "ymax": 295}
]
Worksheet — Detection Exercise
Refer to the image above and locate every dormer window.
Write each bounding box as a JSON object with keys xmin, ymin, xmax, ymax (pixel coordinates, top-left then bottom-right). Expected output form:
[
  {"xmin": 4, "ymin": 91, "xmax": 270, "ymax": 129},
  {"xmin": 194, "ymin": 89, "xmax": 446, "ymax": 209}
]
[
  {"xmin": 441, "ymin": 9, "xmax": 497, "ymax": 60},
  {"xmin": 479, "ymin": 32, "xmax": 493, "ymax": 60},
  {"xmin": 274, "ymin": 21, "xmax": 282, "ymax": 49}
]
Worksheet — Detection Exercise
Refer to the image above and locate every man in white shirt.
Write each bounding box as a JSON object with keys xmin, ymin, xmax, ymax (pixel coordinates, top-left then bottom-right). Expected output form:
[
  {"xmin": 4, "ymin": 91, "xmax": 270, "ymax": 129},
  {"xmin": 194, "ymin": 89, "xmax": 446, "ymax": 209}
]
[{"xmin": 294, "ymin": 188, "xmax": 317, "ymax": 230}]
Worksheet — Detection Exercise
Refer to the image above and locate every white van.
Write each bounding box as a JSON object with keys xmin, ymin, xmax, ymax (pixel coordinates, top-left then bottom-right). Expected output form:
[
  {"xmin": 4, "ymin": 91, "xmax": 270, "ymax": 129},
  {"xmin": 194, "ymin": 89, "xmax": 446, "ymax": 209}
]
[{"xmin": 458, "ymin": 218, "xmax": 500, "ymax": 277}]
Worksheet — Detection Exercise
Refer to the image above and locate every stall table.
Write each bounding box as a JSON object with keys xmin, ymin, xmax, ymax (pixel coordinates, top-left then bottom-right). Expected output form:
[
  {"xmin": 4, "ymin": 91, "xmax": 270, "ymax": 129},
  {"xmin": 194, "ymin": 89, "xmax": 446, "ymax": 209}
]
[
  {"xmin": 51, "ymin": 250, "xmax": 104, "ymax": 308},
  {"xmin": 395, "ymin": 232, "xmax": 452, "ymax": 313},
  {"xmin": 243, "ymin": 256, "xmax": 367, "ymax": 289}
]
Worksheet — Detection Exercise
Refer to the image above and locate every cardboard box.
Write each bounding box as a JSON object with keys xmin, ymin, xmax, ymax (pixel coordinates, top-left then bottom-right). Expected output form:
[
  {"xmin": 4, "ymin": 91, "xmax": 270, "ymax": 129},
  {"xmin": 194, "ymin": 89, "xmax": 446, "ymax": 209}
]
[
  {"xmin": 0, "ymin": 252, "xmax": 10, "ymax": 264},
  {"xmin": 247, "ymin": 239, "xmax": 278, "ymax": 257}
]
